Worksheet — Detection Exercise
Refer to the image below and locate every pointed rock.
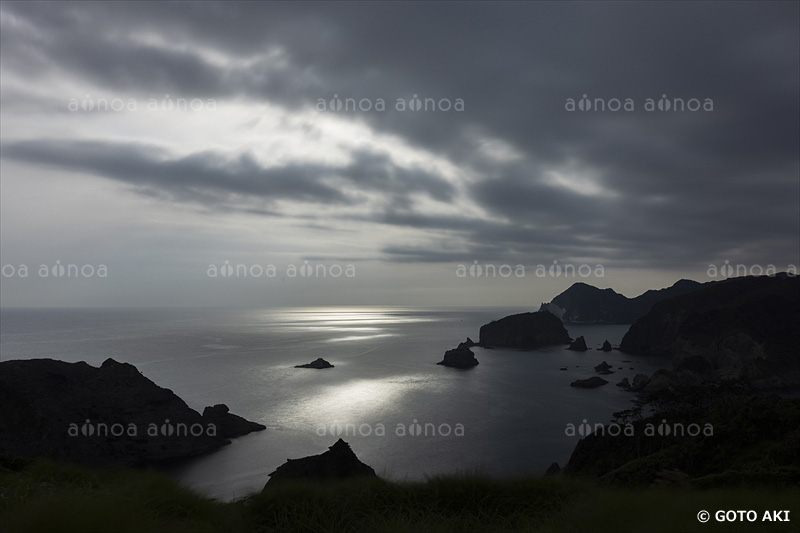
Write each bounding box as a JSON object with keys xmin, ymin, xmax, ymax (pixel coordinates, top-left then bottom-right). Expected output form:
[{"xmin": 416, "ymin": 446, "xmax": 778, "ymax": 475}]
[
  {"xmin": 594, "ymin": 361, "xmax": 613, "ymax": 372},
  {"xmin": 265, "ymin": 439, "xmax": 377, "ymax": 487},
  {"xmin": 437, "ymin": 342, "xmax": 479, "ymax": 368},
  {"xmin": 568, "ymin": 336, "xmax": 588, "ymax": 351}
]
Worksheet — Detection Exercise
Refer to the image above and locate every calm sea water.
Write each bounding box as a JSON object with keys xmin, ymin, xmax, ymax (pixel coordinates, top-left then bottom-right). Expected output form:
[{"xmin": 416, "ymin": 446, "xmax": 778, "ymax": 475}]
[{"xmin": 0, "ymin": 307, "xmax": 667, "ymax": 500}]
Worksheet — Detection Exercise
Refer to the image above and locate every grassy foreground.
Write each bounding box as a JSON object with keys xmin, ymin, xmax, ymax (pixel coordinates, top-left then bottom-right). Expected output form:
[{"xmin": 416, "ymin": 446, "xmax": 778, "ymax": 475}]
[{"xmin": 1, "ymin": 456, "xmax": 798, "ymax": 533}]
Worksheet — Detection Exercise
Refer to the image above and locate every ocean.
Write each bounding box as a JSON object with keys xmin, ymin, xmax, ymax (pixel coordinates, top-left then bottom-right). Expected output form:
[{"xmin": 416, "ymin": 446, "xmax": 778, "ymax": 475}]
[{"xmin": 0, "ymin": 306, "xmax": 668, "ymax": 500}]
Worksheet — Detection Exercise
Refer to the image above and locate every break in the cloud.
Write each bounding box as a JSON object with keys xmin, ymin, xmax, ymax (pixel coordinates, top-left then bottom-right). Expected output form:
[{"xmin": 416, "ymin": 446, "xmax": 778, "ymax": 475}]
[{"xmin": 0, "ymin": 1, "xmax": 798, "ymax": 307}]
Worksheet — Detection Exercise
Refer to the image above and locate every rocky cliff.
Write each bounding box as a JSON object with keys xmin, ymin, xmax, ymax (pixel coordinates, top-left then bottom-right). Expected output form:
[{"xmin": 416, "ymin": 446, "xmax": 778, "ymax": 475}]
[
  {"xmin": 265, "ymin": 439, "xmax": 377, "ymax": 487},
  {"xmin": 564, "ymin": 381, "xmax": 800, "ymax": 486},
  {"xmin": 619, "ymin": 274, "xmax": 800, "ymax": 388},
  {"xmin": 478, "ymin": 311, "xmax": 570, "ymax": 348},
  {"xmin": 541, "ymin": 279, "xmax": 702, "ymax": 324},
  {"xmin": 0, "ymin": 358, "xmax": 266, "ymax": 466}
]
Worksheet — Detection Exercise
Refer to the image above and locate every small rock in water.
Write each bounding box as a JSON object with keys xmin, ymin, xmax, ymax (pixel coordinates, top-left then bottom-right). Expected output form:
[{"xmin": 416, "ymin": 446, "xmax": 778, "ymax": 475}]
[
  {"xmin": 295, "ymin": 358, "xmax": 334, "ymax": 369},
  {"xmin": 570, "ymin": 376, "xmax": 609, "ymax": 388},
  {"xmin": 594, "ymin": 361, "xmax": 613, "ymax": 372}
]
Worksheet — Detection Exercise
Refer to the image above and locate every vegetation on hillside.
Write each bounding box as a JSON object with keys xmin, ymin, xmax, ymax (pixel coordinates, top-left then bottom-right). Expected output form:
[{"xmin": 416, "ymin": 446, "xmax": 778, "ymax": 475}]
[{"xmin": 2, "ymin": 453, "xmax": 799, "ymax": 533}]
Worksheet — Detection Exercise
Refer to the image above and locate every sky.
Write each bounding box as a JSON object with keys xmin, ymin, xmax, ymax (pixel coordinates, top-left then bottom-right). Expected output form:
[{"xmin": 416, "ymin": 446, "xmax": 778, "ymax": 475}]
[{"xmin": 0, "ymin": 1, "xmax": 798, "ymax": 308}]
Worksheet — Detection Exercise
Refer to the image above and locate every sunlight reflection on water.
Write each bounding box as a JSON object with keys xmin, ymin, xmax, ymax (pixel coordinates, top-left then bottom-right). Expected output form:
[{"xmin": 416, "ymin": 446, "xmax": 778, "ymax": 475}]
[
  {"xmin": 263, "ymin": 308, "xmax": 441, "ymax": 331},
  {"xmin": 327, "ymin": 333, "xmax": 396, "ymax": 342},
  {"xmin": 275, "ymin": 374, "xmax": 450, "ymax": 427}
]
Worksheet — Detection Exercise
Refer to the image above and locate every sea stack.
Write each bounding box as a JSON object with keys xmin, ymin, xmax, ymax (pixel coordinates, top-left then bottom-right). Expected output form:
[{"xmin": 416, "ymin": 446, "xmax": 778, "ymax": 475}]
[
  {"xmin": 478, "ymin": 312, "xmax": 570, "ymax": 348},
  {"xmin": 567, "ymin": 336, "xmax": 589, "ymax": 351},
  {"xmin": 437, "ymin": 341, "xmax": 479, "ymax": 368}
]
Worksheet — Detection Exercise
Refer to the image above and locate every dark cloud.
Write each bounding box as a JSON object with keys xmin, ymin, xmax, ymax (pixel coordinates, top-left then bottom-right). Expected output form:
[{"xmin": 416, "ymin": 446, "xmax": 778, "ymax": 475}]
[
  {"xmin": 1, "ymin": 0, "xmax": 798, "ymax": 278},
  {"xmin": 1, "ymin": 139, "xmax": 455, "ymax": 210},
  {"xmin": 1, "ymin": 139, "xmax": 350, "ymax": 206}
]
